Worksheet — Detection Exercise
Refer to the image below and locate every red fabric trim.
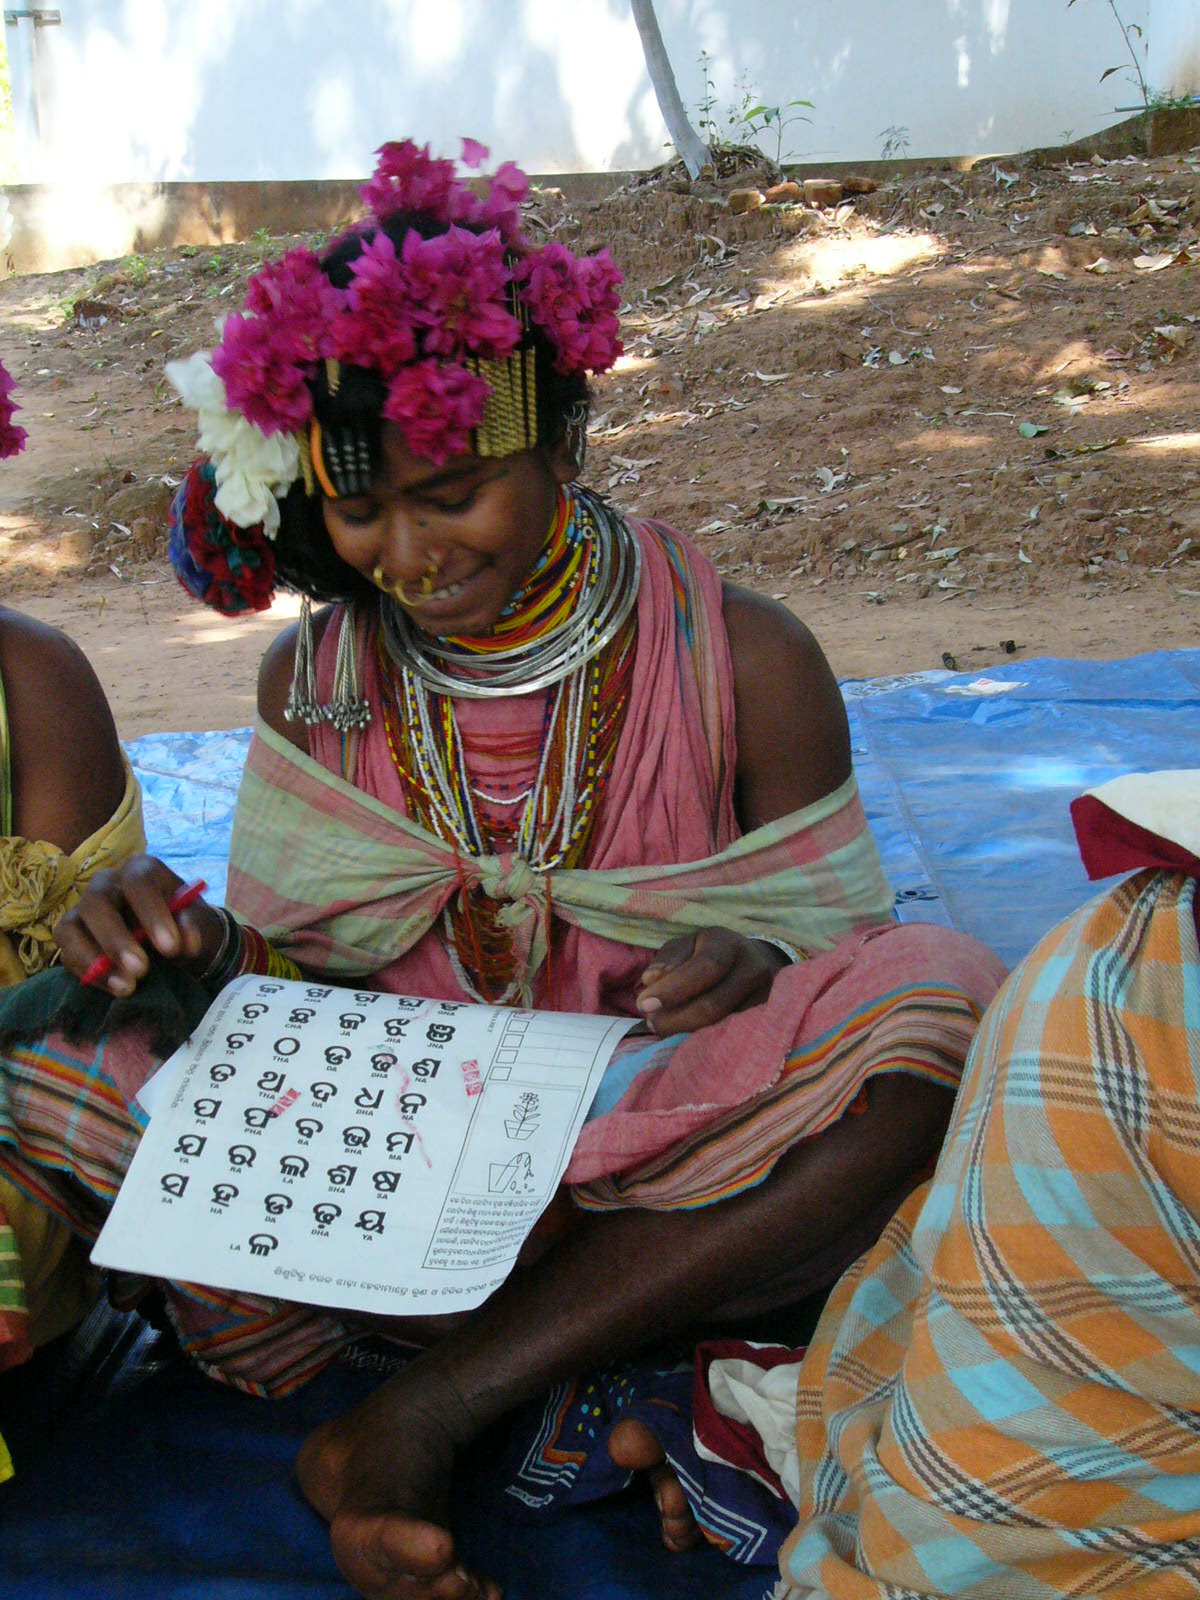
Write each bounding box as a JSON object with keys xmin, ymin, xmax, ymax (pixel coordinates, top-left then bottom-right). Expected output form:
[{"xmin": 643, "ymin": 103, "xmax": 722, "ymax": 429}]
[
  {"xmin": 691, "ymin": 1338, "xmax": 801, "ymax": 1500},
  {"xmin": 1069, "ymin": 793, "xmax": 1200, "ymax": 948},
  {"xmin": 1070, "ymin": 795, "xmax": 1200, "ymax": 880}
]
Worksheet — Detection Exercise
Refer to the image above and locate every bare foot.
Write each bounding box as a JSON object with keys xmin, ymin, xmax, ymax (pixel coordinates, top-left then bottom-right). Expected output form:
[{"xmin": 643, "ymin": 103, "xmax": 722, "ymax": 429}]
[
  {"xmin": 296, "ymin": 1366, "xmax": 501, "ymax": 1600},
  {"xmin": 608, "ymin": 1416, "xmax": 700, "ymax": 1552}
]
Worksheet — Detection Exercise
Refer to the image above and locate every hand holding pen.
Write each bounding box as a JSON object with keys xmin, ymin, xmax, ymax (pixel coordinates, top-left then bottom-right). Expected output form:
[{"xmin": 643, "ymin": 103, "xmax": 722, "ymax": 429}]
[
  {"xmin": 53, "ymin": 857, "xmax": 228, "ymax": 995},
  {"xmin": 79, "ymin": 879, "xmax": 208, "ymax": 986}
]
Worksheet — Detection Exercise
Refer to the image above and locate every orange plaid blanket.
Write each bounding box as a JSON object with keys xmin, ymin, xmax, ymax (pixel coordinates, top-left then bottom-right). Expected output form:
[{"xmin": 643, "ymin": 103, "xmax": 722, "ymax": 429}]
[{"xmin": 778, "ymin": 866, "xmax": 1200, "ymax": 1598}]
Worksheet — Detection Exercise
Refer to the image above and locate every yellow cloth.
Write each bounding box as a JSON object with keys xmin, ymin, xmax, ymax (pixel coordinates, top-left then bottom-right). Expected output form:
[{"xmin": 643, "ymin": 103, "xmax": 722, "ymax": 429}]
[{"xmin": 0, "ymin": 752, "xmax": 145, "ymax": 983}]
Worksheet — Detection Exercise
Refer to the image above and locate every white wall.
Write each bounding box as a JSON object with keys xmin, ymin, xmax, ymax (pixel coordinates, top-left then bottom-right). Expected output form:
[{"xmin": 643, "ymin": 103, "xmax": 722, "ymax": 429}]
[
  {"xmin": 3, "ymin": 0, "xmax": 1156, "ymax": 186},
  {"xmin": 1148, "ymin": 0, "xmax": 1200, "ymax": 99},
  {"xmin": 665, "ymin": 0, "xmax": 1151, "ymax": 161}
]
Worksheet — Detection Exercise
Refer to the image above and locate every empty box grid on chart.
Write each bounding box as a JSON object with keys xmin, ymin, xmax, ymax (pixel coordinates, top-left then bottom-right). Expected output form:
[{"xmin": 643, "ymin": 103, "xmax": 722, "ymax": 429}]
[{"xmin": 487, "ymin": 1013, "xmax": 613, "ymax": 1087}]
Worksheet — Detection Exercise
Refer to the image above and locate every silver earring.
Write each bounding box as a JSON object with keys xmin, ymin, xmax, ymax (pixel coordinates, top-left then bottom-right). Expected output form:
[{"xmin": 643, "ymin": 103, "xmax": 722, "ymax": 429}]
[
  {"xmin": 565, "ymin": 400, "xmax": 589, "ymax": 475},
  {"xmin": 284, "ymin": 596, "xmax": 371, "ymax": 729},
  {"xmin": 285, "ymin": 596, "xmax": 321, "ymax": 725},
  {"xmin": 327, "ymin": 606, "xmax": 372, "ymax": 731}
]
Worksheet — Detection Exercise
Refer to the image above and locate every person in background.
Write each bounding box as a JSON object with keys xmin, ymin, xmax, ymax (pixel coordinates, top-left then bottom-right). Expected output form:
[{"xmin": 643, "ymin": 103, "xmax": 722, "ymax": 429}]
[
  {"xmin": 0, "ymin": 362, "xmax": 145, "ymax": 1484},
  {"xmin": 615, "ymin": 771, "xmax": 1200, "ymax": 1600}
]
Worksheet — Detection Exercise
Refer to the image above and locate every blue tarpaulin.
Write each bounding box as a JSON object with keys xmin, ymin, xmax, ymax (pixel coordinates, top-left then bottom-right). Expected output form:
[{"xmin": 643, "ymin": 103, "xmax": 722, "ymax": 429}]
[{"xmin": 3, "ymin": 650, "xmax": 1197, "ymax": 1599}]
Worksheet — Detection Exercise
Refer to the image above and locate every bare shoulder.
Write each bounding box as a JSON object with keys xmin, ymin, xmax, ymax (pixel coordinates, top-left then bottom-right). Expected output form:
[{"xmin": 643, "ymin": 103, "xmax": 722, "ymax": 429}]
[
  {"xmin": 721, "ymin": 584, "xmax": 851, "ymax": 828},
  {"xmin": 257, "ymin": 604, "xmax": 338, "ymax": 751},
  {"xmin": 0, "ymin": 606, "xmax": 127, "ymax": 849}
]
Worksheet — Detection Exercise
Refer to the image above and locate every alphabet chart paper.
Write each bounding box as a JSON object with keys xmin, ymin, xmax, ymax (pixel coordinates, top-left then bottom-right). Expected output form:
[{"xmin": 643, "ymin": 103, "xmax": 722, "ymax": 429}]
[{"xmin": 92, "ymin": 975, "xmax": 635, "ymax": 1314}]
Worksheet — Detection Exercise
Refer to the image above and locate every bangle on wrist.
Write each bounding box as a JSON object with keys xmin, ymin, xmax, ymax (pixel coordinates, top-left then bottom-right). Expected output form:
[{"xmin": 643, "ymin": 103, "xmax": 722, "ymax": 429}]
[
  {"xmin": 198, "ymin": 908, "xmax": 303, "ymax": 990},
  {"xmin": 198, "ymin": 906, "xmax": 243, "ymax": 988},
  {"xmin": 754, "ymin": 935, "xmax": 802, "ymax": 966},
  {"xmin": 238, "ymin": 921, "xmax": 303, "ymax": 982}
]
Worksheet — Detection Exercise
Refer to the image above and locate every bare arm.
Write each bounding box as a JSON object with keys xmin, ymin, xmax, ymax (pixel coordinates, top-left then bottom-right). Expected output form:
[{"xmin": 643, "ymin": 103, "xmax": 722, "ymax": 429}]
[
  {"xmin": 637, "ymin": 585, "xmax": 853, "ymax": 1034},
  {"xmin": 0, "ymin": 607, "xmax": 127, "ymax": 850},
  {"xmin": 723, "ymin": 582, "xmax": 851, "ymax": 830},
  {"xmin": 52, "ymin": 608, "xmax": 332, "ymax": 994}
]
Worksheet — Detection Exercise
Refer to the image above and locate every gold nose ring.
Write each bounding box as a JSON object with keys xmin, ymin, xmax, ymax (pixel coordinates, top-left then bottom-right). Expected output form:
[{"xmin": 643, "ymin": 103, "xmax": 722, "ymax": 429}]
[
  {"xmin": 372, "ymin": 564, "xmax": 408, "ymax": 602},
  {"xmin": 372, "ymin": 562, "xmax": 437, "ymax": 604}
]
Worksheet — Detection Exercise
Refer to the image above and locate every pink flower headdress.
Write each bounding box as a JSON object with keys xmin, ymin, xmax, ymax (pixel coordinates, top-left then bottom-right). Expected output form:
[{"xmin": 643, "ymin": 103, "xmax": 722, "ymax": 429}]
[
  {"xmin": 166, "ymin": 139, "xmax": 623, "ymax": 536},
  {"xmin": 0, "ymin": 359, "xmax": 28, "ymax": 458}
]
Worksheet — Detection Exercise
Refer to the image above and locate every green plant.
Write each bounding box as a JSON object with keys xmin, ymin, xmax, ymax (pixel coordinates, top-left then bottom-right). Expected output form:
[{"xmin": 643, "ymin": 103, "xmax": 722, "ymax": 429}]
[
  {"xmin": 696, "ymin": 49, "xmax": 720, "ymax": 148},
  {"xmin": 1068, "ymin": 0, "xmax": 1149, "ymax": 108},
  {"xmin": 124, "ymin": 253, "xmax": 149, "ymax": 285},
  {"xmin": 879, "ymin": 124, "xmax": 910, "ymax": 160},
  {"xmin": 1143, "ymin": 87, "xmax": 1200, "ymax": 111},
  {"xmin": 731, "ymin": 77, "xmax": 813, "ymax": 165},
  {"xmin": 694, "ymin": 53, "xmax": 813, "ymax": 165}
]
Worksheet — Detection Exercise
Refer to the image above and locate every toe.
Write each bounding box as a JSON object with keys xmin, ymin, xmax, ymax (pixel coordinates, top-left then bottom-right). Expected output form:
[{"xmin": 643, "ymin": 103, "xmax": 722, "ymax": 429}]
[
  {"xmin": 428, "ymin": 1565, "xmax": 484, "ymax": 1600},
  {"xmin": 297, "ymin": 1420, "xmax": 352, "ymax": 1521},
  {"xmin": 650, "ymin": 1463, "xmax": 699, "ymax": 1550},
  {"xmin": 607, "ymin": 1416, "xmax": 664, "ymax": 1473},
  {"xmin": 607, "ymin": 1418, "xmax": 699, "ymax": 1554},
  {"xmin": 331, "ymin": 1507, "xmax": 458, "ymax": 1596},
  {"xmin": 650, "ymin": 1462, "xmax": 689, "ymax": 1521},
  {"xmin": 426, "ymin": 1559, "xmax": 502, "ymax": 1600},
  {"xmin": 660, "ymin": 1511, "xmax": 702, "ymax": 1552}
]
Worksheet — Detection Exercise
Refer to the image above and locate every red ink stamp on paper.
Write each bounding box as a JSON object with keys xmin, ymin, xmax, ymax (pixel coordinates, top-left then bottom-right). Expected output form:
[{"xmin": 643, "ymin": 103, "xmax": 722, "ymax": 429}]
[{"xmin": 268, "ymin": 1087, "xmax": 299, "ymax": 1118}]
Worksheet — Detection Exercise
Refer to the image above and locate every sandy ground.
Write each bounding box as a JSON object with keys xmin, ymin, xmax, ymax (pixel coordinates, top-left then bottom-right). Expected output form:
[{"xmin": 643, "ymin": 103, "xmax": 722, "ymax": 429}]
[{"xmin": 1, "ymin": 144, "xmax": 1197, "ymax": 738}]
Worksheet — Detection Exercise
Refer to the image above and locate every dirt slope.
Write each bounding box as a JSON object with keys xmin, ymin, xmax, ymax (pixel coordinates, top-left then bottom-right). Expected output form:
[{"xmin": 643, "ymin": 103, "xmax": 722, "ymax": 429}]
[{"xmin": 1, "ymin": 145, "xmax": 1197, "ymax": 736}]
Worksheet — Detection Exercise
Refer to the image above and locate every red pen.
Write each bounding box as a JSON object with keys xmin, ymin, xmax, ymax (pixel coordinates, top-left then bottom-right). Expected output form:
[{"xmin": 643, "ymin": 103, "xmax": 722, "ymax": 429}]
[{"xmin": 80, "ymin": 879, "xmax": 208, "ymax": 988}]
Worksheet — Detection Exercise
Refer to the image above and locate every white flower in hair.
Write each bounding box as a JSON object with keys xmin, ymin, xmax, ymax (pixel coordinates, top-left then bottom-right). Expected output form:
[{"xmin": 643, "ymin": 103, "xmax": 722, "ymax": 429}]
[{"xmin": 165, "ymin": 351, "xmax": 300, "ymax": 538}]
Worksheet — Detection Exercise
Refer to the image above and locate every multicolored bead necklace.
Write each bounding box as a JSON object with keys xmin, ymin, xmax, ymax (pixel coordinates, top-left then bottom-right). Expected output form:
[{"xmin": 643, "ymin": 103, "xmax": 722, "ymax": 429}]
[
  {"xmin": 377, "ymin": 486, "xmax": 639, "ymax": 1002},
  {"xmin": 459, "ymin": 487, "xmax": 583, "ymax": 657},
  {"xmin": 380, "ymin": 487, "xmax": 640, "ymax": 698}
]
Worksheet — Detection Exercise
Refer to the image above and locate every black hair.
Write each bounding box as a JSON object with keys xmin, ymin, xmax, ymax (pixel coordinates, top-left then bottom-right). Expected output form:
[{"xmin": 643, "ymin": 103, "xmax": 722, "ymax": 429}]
[{"xmin": 270, "ymin": 213, "xmax": 591, "ymax": 605}]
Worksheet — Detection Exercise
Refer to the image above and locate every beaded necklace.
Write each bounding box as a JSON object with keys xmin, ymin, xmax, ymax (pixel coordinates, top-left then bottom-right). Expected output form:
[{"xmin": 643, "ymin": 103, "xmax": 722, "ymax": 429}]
[
  {"xmin": 459, "ymin": 489, "xmax": 583, "ymax": 657},
  {"xmin": 377, "ymin": 487, "xmax": 638, "ymax": 1003},
  {"xmin": 380, "ymin": 487, "xmax": 640, "ymax": 698}
]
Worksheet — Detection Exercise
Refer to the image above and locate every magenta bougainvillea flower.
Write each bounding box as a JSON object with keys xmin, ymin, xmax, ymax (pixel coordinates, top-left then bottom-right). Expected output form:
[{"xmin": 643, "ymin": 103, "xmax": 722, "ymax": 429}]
[
  {"xmin": 360, "ymin": 139, "xmax": 467, "ymax": 226},
  {"xmin": 331, "ymin": 231, "xmax": 419, "ymax": 372},
  {"xmin": 516, "ymin": 243, "xmax": 623, "ymax": 375},
  {"xmin": 401, "ymin": 227, "xmax": 521, "ymax": 360},
  {"xmin": 201, "ymin": 139, "xmax": 624, "ymax": 469},
  {"xmin": 244, "ymin": 249, "xmax": 341, "ymax": 338},
  {"xmin": 382, "ymin": 360, "xmax": 490, "ymax": 465},
  {"xmin": 474, "ymin": 160, "xmax": 529, "ymax": 244},
  {"xmin": 0, "ymin": 360, "xmax": 27, "ymax": 458},
  {"xmin": 212, "ymin": 313, "xmax": 315, "ymax": 434}
]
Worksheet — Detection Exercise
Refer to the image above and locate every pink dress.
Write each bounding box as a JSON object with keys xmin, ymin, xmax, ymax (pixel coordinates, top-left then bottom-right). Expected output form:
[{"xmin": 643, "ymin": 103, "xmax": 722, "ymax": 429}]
[{"xmin": 309, "ymin": 516, "xmax": 739, "ymax": 1018}]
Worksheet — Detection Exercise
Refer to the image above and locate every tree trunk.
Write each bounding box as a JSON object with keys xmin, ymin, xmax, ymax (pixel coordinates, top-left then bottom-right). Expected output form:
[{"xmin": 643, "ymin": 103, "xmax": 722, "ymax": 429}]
[{"xmin": 629, "ymin": 0, "xmax": 710, "ymax": 181}]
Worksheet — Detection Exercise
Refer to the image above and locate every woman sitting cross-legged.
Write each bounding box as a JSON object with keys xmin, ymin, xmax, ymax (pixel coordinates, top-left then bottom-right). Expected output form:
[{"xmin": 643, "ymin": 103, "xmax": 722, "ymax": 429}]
[{"xmin": 0, "ymin": 141, "xmax": 1005, "ymax": 1600}]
